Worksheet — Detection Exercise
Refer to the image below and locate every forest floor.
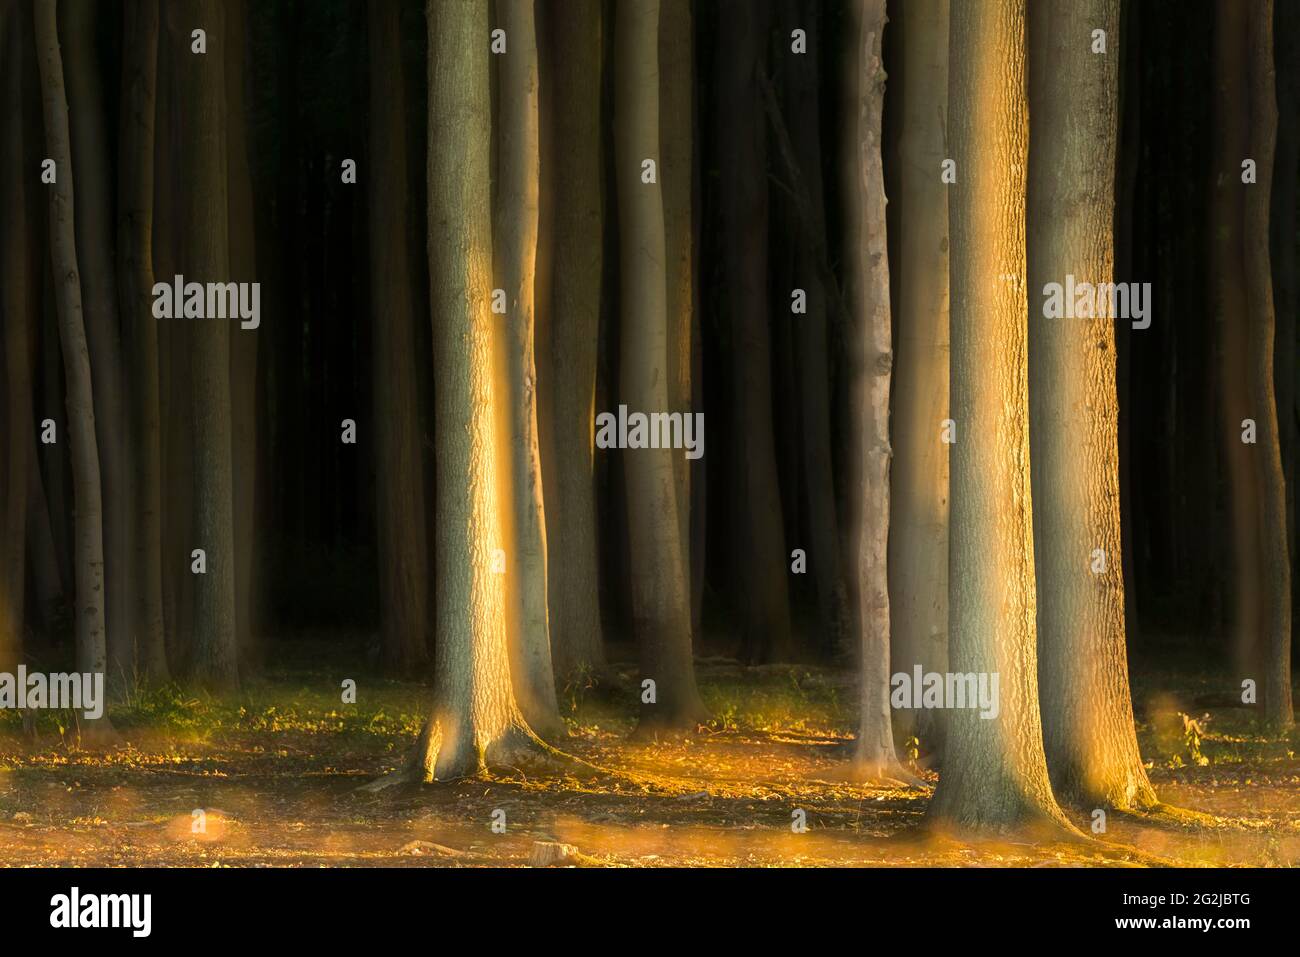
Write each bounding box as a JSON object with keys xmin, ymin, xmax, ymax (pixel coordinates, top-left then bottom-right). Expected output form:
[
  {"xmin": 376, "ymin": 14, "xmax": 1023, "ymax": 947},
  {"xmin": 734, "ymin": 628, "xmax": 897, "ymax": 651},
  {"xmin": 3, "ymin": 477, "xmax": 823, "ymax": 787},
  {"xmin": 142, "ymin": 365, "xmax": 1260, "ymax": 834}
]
[{"xmin": 0, "ymin": 644, "xmax": 1296, "ymax": 867}]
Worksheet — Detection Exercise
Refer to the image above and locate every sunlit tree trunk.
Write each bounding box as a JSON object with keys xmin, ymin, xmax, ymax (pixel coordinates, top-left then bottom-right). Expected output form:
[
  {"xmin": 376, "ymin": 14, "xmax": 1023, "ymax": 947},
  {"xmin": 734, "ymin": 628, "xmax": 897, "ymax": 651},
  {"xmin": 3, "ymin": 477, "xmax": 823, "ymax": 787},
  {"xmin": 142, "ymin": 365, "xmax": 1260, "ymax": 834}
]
[
  {"xmin": 495, "ymin": 0, "xmax": 561, "ymax": 736},
  {"xmin": 415, "ymin": 0, "xmax": 537, "ymax": 779},
  {"xmin": 927, "ymin": 0, "xmax": 1073, "ymax": 832},
  {"xmin": 1028, "ymin": 0, "xmax": 1158, "ymax": 809},
  {"xmin": 180, "ymin": 0, "xmax": 238, "ymax": 690},
  {"xmin": 850, "ymin": 0, "xmax": 907, "ymax": 782},
  {"xmin": 63, "ymin": 0, "xmax": 134, "ymax": 691},
  {"xmin": 545, "ymin": 0, "xmax": 606, "ymax": 682},
  {"xmin": 34, "ymin": 0, "xmax": 114, "ymax": 737},
  {"xmin": 715, "ymin": 0, "xmax": 791, "ymax": 664},
  {"xmin": 368, "ymin": 0, "xmax": 430, "ymax": 677},
  {"xmin": 117, "ymin": 0, "xmax": 169, "ymax": 682},
  {"xmin": 1244, "ymin": 0, "xmax": 1293, "ymax": 729},
  {"xmin": 615, "ymin": 0, "xmax": 708, "ymax": 732},
  {"xmin": 888, "ymin": 0, "xmax": 949, "ymax": 753},
  {"xmin": 1, "ymin": 5, "xmax": 35, "ymax": 675}
]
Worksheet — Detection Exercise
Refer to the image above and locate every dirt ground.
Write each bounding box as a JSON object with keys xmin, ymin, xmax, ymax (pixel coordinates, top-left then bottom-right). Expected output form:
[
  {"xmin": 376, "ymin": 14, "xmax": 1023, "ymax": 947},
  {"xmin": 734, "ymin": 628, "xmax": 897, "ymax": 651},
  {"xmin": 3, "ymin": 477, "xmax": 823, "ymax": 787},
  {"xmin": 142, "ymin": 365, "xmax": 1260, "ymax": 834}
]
[{"xmin": 0, "ymin": 656, "xmax": 1296, "ymax": 867}]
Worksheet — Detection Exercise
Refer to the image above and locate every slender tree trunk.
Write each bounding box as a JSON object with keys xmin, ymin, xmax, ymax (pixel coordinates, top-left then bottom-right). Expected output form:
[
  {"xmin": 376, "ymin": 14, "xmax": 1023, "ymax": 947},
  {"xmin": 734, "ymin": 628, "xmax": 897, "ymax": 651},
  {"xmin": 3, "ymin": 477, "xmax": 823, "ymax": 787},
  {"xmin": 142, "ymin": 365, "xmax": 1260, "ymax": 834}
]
[
  {"xmin": 782, "ymin": 0, "xmax": 852, "ymax": 659},
  {"xmin": 927, "ymin": 0, "xmax": 1073, "ymax": 833},
  {"xmin": 34, "ymin": 0, "xmax": 114, "ymax": 737},
  {"xmin": 62, "ymin": 0, "xmax": 134, "ymax": 692},
  {"xmin": 545, "ymin": 0, "xmax": 606, "ymax": 682},
  {"xmin": 1273, "ymin": 0, "xmax": 1299, "ymax": 664},
  {"xmin": 1211, "ymin": 0, "xmax": 1263, "ymax": 690},
  {"xmin": 615, "ymin": 0, "xmax": 708, "ymax": 733},
  {"xmin": 661, "ymin": 0, "xmax": 693, "ymax": 598},
  {"xmin": 887, "ymin": 0, "xmax": 949, "ymax": 754},
  {"xmin": 716, "ymin": 0, "xmax": 791, "ymax": 664},
  {"xmin": 1, "ymin": 5, "xmax": 35, "ymax": 674},
  {"xmin": 850, "ymin": 0, "xmax": 906, "ymax": 781},
  {"xmin": 415, "ymin": 0, "xmax": 538, "ymax": 779},
  {"xmin": 368, "ymin": 0, "xmax": 430, "ymax": 677},
  {"xmin": 494, "ymin": 0, "xmax": 561, "ymax": 736},
  {"xmin": 1245, "ymin": 1, "xmax": 1293, "ymax": 729},
  {"xmin": 226, "ymin": 0, "xmax": 261, "ymax": 674},
  {"xmin": 180, "ymin": 0, "xmax": 238, "ymax": 690},
  {"xmin": 117, "ymin": 0, "xmax": 168, "ymax": 682},
  {"xmin": 1028, "ymin": 0, "xmax": 1158, "ymax": 809}
]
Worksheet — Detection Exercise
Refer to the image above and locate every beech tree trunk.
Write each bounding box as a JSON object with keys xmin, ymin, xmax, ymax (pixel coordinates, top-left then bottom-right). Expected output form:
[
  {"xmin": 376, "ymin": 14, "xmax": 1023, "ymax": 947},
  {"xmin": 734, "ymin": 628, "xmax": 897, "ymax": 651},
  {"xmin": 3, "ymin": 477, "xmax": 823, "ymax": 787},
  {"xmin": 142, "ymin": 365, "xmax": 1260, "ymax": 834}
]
[
  {"xmin": 117, "ymin": 0, "xmax": 169, "ymax": 681},
  {"xmin": 927, "ymin": 0, "xmax": 1073, "ymax": 833},
  {"xmin": 226, "ymin": 0, "xmax": 261, "ymax": 674},
  {"xmin": 545, "ymin": 0, "xmax": 606, "ymax": 682},
  {"xmin": 368, "ymin": 0, "xmax": 430, "ymax": 677},
  {"xmin": 1244, "ymin": 0, "xmax": 1293, "ymax": 729},
  {"xmin": 887, "ymin": 0, "xmax": 949, "ymax": 754},
  {"xmin": 715, "ymin": 0, "xmax": 791, "ymax": 664},
  {"xmin": 1, "ymin": 4, "xmax": 35, "ymax": 674},
  {"xmin": 415, "ymin": 0, "xmax": 537, "ymax": 779},
  {"xmin": 494, "ymin": 0, "xmax": 561, "ymax": 736},
  {"xmin": 851, "ymin": 0, "xmax": 906, "ymax": 781},
  {"xmin": 1028, "ymin": 0, "xmax": 1158, "ymax": 809},
  {"xmin": 615, "ymin": 0, "xmax": 708, "ymax": 733},
  {"xmin": 180, "ymin": 0, "xmax": 238, "ymax": 690},
  {"xmin": 34, "ymin": 0, "xmax": 114, "ymax": 736},
  {"xmin": 62, "ymin": 0, "xmax": 134, "ymax": 692}
]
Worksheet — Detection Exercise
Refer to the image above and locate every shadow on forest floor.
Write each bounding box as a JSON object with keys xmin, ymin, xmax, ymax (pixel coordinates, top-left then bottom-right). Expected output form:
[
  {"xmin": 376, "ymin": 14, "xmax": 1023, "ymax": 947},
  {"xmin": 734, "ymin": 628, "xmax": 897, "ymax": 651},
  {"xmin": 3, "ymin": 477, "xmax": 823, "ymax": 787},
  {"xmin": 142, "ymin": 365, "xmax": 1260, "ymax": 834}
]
[{"xmin": 0, "ymin": 651, "xmax": 1296, "ymax": 866}]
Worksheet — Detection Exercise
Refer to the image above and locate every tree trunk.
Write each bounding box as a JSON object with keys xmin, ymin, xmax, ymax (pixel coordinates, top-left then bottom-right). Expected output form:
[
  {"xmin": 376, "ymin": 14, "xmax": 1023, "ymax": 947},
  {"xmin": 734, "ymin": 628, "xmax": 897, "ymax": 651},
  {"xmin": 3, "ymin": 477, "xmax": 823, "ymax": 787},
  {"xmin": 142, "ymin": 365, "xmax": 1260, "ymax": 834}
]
[
  {"xmin": 368, "ymin": 0, "xmax": 430, "ymax": 677},
  {"xmin": 34, "ymin": 0, "xmax": 114, "ymax": 737},
  {"xmin": 927, "ymin": 0, "xmax": 1073, "ymax": 833},
  {"xmin": 1, "ymin": 4, "xmax": 35, "ymax": 674},
  {"xmin": 850, "ymin": 0, "xmax": 906, "ymax": 781},
  {"xmin": 62, "ymin": 0, "xmax": 134, "ymax": 692},
  {"xmin": 1245, "ymin": 0, "xmax": 1293, "ymax": 729},
  {"xmin": 180, "ymin": 0, "xmax": 238, "ymax": 690},
  {"xmin": 1211, "ymin": 0, "xmax": 1263, "ymax": 693},
  {"xmin": 887, "ymin": 0, "xmax": 949, "ymax": 755},
  {"xmin": 415, "ymin": 0, "xmax": 537, "ymax": 779},
  {"xmin": 226, "ymin": 0, "xmax": 261, "ymax": 675},
  {"xmin": 1273, "ymin": 0, "xmax": 1299, "ymax": 674},
  {"xmin": 117, "ymin": 0, "xmax": 169, "ymax": 683},
  {"xmin": 1028, "ymin": 0, "xmax": 1158, "ymax": 810},
  {"xmin": 715, "ymin": 0, "xmax": 791, "ymax": 664},
  {"xmin": 615, "ymin": 0, "xmax": 708, "ymax": 733},
  {"xmin": 661, "ymin": 0, "xmax": 693, "ymax": 602},
  {"xmin": 545, "ymin": 0, "xmax": 606, "ymax": 682},
  {"xmin": 494, "ymin": 0, "xmax": 561, "ymax": 736}
]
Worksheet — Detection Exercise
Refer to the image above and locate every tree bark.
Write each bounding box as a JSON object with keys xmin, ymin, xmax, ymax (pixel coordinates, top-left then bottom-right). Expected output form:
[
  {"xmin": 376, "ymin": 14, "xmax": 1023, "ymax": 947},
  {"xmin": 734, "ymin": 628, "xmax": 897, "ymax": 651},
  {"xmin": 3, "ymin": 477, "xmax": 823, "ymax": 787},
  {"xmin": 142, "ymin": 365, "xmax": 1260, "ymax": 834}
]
[
  {"xmin": 1211, "ymin": 0, "xmax": 1264, "ymax": 694},
  {"xmin": 415, "ymin": 0, "xmax": 537, "ymax": 779},
  {"xmin": 850, "ymin": 0, "xmax": 907, "ymax": 781},
  {"xmin": 615, "ymin": 0, "xmax": 708, "ymax": 732},
  {"xmin": 544, "ymin": 0, "xmax": 606, "ymax": 681},
  {"xmin": 494, "ymin": 0, "xmax": 561, "ymax": 736},
  {"xmin": 1028, "ymin": 0, "xmax": 1158, "ymax": 809},
  {"xmin": 180, "ymin": 0, "xmax": 238, "ymax": 690},
  {"xmin": 117, "ymin": 0, "xmax": 169, "ymax": 683},
  {"xmin": 226, "ymin": 0, "xmax": 261, "ymax": 674},
  {"xmin": 1245, "ymin": 0, "xmax": 1293, "ymax": 728},
  {"xmin": 887, "ymin": 0, "xmax": 949, "ymax": 754},
  {"xmin": 1, "ymin": 4, "xmax": 36, "ymax": 674},
  {"xmin": 715, "ymin": 0, "xmax": 791, "ymax": 664},
  {"xmin": 661, "ymin": 0, "xmax": 693, "ymax": 602},
  {"xmin": 368, "ymin": 0, "xmax": 430, "ymax": 677},
  {"xmin": 62, "ymin": 0, "xmax": 135, "ymax": 692},
  {"xmin": 927, "ymin": 0, "xmax": 1073, "ymax": 833},
  {"xmin": 34, "ymin": 0, "xmax": 114, "ymax": 736}
]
